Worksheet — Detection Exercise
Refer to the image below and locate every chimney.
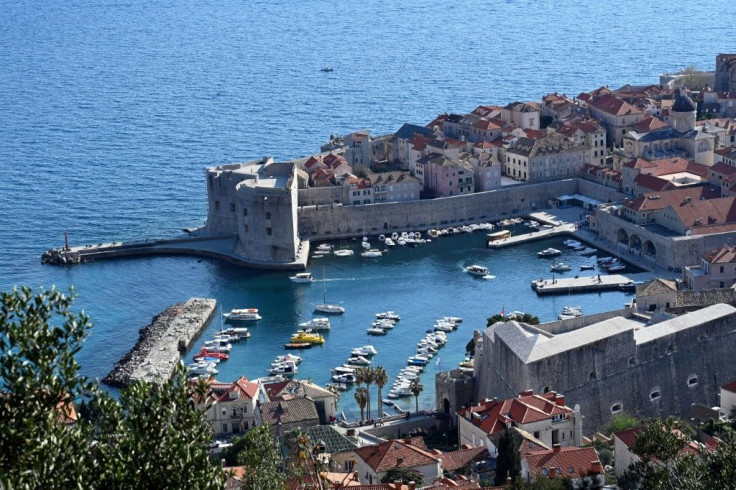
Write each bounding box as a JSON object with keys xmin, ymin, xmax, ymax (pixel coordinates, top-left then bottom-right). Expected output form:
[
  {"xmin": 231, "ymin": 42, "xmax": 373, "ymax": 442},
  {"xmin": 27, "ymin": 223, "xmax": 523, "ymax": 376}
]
[
  {"xmin": 353, "ymin": 472, "xmax": 359, "ymax": 481},
  {"xmin": 553, "ymin": 443, "xmax": 561, "ymax": 452},
  {"xmin": 397, "ymin": 457, "xmax": 404, "ymax": 466},
  {"xmin": 549, "ymin": 467, "xmax": 557, "ymax": 478},
  {"xmin": 408, "ymin": 482, "xmax": 417, "ymax": 490},
  {"xmin": 555, "ymin": 394, "xmax": 566, "ymax": 406},
  {"xmin": 520, "ymin": 389, "xmax": 534, "ymax": 397},
  {"xmin": 590, "ymin": 460, "xmax": 604, "ymax": 474}
]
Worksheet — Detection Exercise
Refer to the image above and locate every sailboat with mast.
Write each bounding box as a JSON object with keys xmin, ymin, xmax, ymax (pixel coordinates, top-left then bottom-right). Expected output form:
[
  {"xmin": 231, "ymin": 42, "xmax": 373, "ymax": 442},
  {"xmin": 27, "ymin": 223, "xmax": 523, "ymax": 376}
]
[{"xmin": 314, "ymin": 268, "xmax": 345, "ymax": 314}]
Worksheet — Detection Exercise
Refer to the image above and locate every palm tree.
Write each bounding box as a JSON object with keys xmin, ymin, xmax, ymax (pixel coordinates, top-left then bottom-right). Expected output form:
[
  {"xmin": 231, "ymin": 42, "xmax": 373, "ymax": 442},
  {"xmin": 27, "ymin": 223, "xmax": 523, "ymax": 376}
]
[
  {"xmin": 354, "ymin": 367, "xmax": 371, "ymax": 419},
  {"xmin": 354, "ymin": 387, "xmax": 368, "ymax": 422},
  {"xmin": 409, "ymin": 378, "xmax": 423, "ymax": 414},
  {"xmin": 373, "ymin": 366, "xmax": 388, "ymax": 415},
  {"xmin": 365, "ymin": 367, "xmax": 376, "ymax": 420}
]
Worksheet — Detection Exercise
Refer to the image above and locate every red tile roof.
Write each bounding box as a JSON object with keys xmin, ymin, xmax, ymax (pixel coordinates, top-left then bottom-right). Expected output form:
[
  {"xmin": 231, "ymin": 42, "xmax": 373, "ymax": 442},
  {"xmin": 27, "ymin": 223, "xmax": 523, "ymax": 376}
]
[
  {"xmin": 588, "ymin": 93, "xmax": 643, "ymax": 117},
  {"xmin": 623, "ymin": 158, "xmax": 658, "ymax": 170},
  {"xmin": 473, "ymin": 118, "xmax": 502, "ymax": 131},
  {"xmin": 634, "ymin": 173, "xmax": 675, "ymax": 193},
  {"xmin": 523, "ymin": 446, "xmax": 601, "ymax": 479},
  {"xmin": 702, "ymin": 244, "xmax": 736, "ymax": 264},
  {"xmin": 631, "ymin": 116, "xmax": 669, "ymax": 132},
  {"xmin": 427, "ymin": 114, "xmax": 448, "ymax": 130},
  {"xmin": 712, "ymin": 162, "xmax": 736, "ymax": 177},
  {"xmin": 624, "ymin": 186, "xmax": 721, "ymax": 213},
  {"xmin": 722, "ymin": 379, "xmax": 736, "ymax": 393},
  {"xmin": 438, "ymin": 446, "xmax": 488, "ymax": 471},
  {"xmin": 353, "ymin": 437, "xmax": 439, "ymax": 473},
  {"xmin": 457, "ymin": 391, "xmax": 572, "ymax": 436},
  {"xmin": 669, "ymin": 196, "xmax": 736, "ymax": 229},
  {"xmin": 208, "ymin": 376, "xmax": 259, "ymax": 402}
]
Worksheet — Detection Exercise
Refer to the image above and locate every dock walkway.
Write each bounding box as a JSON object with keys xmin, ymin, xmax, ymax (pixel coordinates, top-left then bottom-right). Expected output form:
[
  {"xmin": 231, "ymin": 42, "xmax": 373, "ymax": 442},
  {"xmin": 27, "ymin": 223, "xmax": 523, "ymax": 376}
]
[
  {"xmin": 531, "ymin": 274, "xmax": 631, "ymax": 295},
  {"xmin": 103, "ymin": 298, "xmax": 216, "ymax": 388}
]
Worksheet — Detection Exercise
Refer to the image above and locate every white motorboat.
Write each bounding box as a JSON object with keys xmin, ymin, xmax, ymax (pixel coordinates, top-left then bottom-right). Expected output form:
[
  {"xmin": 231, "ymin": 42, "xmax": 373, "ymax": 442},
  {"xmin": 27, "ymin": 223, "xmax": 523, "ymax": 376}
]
[
  {"xmin": 269, "ymin": 361, "xmax": 298, "ymax": 376},
  {"xmin": 223, "ymin": 308, "xmax": 262, "ymax": 322},
  {"xmin": 289, "ymin": 272, "xmax": 315, "ymax": 283},
  {"xmin": 560, "ymin": 306, "xmax": 583, "ymax": 319},
  {"xmin": 407, "ymin": 355, "xmax": 429, "ymax": 366},
  {"xmin": 373, "ymin": 320, "xmax": 395, "ymax": 329},
  {"xmin": 466, "ymin": 265, "xmax": 489, "ymax": 276},
  {"xmin": 384, "ymin": 238, "xmax": 395, "ymax": 247},
  {"xmin": 316, "ymin": 243, "xmax": 332, "ymax": 252},
  {"xmin": 346, "ymin": 355, "xmax": 371, "ymax": 366},
  {"xmin": 537, "ymin": 248, "xmax": 562, "ymax": 258},
  {"xmin": 223, "ymin": 327, "xmax": 250, "ymax": 338},
  {"xmin": 203, "ymin": 339, "xmax": 232, "ymax": 352},
  {"xmin": 325, "ymin": 382, "xmax": 349, "ymax": 392},
  {"xmin": 433, "ymin": 322, "xmax": 456, "ymax": 332},
  {"xmin": 578, "ymin": 247, "xmax": 598, "ymax": 256},
  {"xmin": 361, "ymin": 249, "xmax": 382, "ymax": 258},
  {"xmin": 299, "ymin": 317, "xmax": 331, "ymax": 330},
  {"xmin": 271, "ymin": 354, "xmax": 302, "ymax": 366},
  {"xmin": 351, "ymin": 345, "xmax": 378, "ymax": 357},
  {"xmin": 563, "ymin": 239, "xmax": 582, "ymax": 248},
  {"xmin": 367, "ymin": 327, "xmax": 388, "ymax": 335},
  {"xmin": 376, "ymin": 311, "xmax": 401, "ymax": 321},
  {"xmin": 333, "ymin": 248, "xmax": 354, "ymax": 257},
  {"xmin": 188, "ymin": 361, "xmax": 218, "ymax": 376},
  {"xmin": 314, "ymin": 269, "xmax": 345, "ymax": 314},
  {"xmin": 607, "ymin": 264, "xmax": 626, "ymax": 272},
  {"xmin": 550, "ymin": 262, "xmax": 572, "ymax": 272},
  {"xmin": 361, "ymin": 241, "xmax": 371, "ymax": 250},
  {"xmin": 440, "ymin": 316, "xmax": 462, "ymax": 323}
]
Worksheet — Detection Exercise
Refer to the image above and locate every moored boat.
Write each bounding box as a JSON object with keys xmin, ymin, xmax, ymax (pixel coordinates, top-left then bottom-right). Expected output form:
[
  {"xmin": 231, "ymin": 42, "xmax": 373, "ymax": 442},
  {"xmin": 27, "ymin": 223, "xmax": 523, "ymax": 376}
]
[
  {"xmin": 299, "ymin": 317, "xmax": 331, "ymax": 330},
  {"xmin": 284, "ymin": 342, "xmax": 313, "ymax": 349},
  {"xmin": 223, "ymin": 308, "xmax": 262, "ymax": 322},
  {"xmin": 290, "ymin": 272, "xmax": 315, "ymax": 283},
  {"xmin": 537, "ymin": 248, "xmax": 562, "ymax": 258},
  {"xmin": 290, "ymin": 330, "xmax": 325, "ymax": 344}
]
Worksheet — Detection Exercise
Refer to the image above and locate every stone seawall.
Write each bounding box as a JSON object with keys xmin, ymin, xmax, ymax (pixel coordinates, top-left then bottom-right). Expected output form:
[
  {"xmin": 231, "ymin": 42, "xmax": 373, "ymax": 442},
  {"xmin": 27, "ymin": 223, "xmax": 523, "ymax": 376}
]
[
  {"xmin": 103, "ymin": 298, "xmax": 216, "ymax": 388},
  {"xmin": 298, "ymin": 179, "xmax": 581, "ymax": 240}
]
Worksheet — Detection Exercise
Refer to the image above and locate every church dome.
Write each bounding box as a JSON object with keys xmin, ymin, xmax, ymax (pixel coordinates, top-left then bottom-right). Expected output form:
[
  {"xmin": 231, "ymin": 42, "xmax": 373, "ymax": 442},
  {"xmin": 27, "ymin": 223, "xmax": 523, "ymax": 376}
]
[{"xmin": 672, "ymin": 89, "xmax": 696, "ymax": 112}]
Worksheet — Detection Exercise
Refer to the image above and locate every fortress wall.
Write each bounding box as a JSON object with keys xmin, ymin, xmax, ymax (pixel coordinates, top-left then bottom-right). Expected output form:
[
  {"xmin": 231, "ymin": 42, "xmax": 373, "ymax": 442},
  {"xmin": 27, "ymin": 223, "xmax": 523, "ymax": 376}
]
[
  {"xmin": 297, "ymin": 180, "xmax": 579, "ymax": 240},
  {"xmin": 537, "ymin": 308, "xmax": 634, "ymax": 335},
  {"xmin": 476, "ymin": 308, "xmax": 736, "ymax": 433},
  {"xmin": 676, "ymin": 289, "xmax": 736, "ymax": 308},
  {"xmin": 576, "ymin": 178, "xmax": 627, "ymax": 203},
  {"xmin": 298, "ymin": 187, "xmax": 343, "ymax": 207}
]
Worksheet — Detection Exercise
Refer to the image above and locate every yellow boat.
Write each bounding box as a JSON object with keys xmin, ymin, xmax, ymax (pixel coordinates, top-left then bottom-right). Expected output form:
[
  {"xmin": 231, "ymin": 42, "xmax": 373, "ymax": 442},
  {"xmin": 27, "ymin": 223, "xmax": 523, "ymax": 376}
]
[{"xmin": 290, "ymin": 330, "xmax": 324, "ymax": 345}]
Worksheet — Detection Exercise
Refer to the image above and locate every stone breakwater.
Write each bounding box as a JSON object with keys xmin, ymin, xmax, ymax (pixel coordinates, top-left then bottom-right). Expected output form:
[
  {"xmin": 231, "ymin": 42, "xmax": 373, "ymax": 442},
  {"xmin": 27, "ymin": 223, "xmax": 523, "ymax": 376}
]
[{"xmin": 103, "ymin": 297, "xmax": 217, "ymax": 388}]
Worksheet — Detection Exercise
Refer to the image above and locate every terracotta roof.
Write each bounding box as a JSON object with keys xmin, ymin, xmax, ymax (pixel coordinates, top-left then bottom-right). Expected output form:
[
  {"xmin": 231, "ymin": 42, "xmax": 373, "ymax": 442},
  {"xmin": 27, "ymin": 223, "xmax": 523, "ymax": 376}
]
[
  {"xmin": 410, "ymin": 133, "xmax": 432, "ymax": 151},
  {"xmin": 324, "ymin": 153, "xmax": 348, "ymax": 169},
  {"xmin": 207, "ymin": 376, "xmax": 260, "ymax": 403},
  {"xmin": 634, "ymin": 173, "xmax": 675, "ymax": 193},
  {"xmin": 668, "ymin": 196, "xmax": 736, "ymax": 229},
  {"xmin": 523, "ymin": 446, "xmax": 601, "ymax": 479},
  {"xmin": 631, "ymin": 116, "xmax": 669, "ymax": 132},
  {"xmin": 653, "ymin": 158, "xmax": 709, "ymax": 179},
  {"xmin": 637, "ymin": 278, "xmax": 677, "ymax": 296},
  {"xmin": 712, "ymin": 162, "xmax": 736, "ymax": 176},
  {"xmin": 319, "ymin": 472, "xmax": 362, "ymax": 487},
  {"xmin": 260, "ymin": 399, "xmax": 319, "ymax": 427},
  {"xmin": 353, "ymin": 437, "xmax": 439, "ymax": 473},
  {"xmin": 716, "ymin": 147, "xmax": 736, "ymax": 159},
  {"xmin": 456, "ymin": 391, "xmax": 572, "ymax": 436},
  {"xmin": 505, "ymin": 101, "xmax": 538, "ymax": 113},
  {"xmin": 702, "ymin": 244, "xmax": 736, "ymax": 264},
  {"xmin": 624, "ymin": 186, "xmax": 721, "ymax": 213},
  {"xmin": 473, "ymin": 118, "xmax": 501, "ymax": 131},
  {"xmin": 721, "ymin": 379, "xmax": 736, "ymax": 393},
  {"xmin": 438, "ymin": 446, "xmax": 488, "ymax": 471},
  {"xmin": 613, "ymin": 427, "xmax": 642, "ymax": 449},
  {"xmin": 426, "ymin": 115, "xmax": 447, "ymax": 131},
  {"xmin": 264, "ymin": 379, "xmax": 335, "ymax": 401},
  {"xmin": 623, "ymin": 158, "xmax": 658, "ymax": 170},
  {"xmin": 588, "ymin": 93, "xmax": 643, "ymax": 116},
  {"xmin": 507, "ymin": 133, "xmax": 585, "ymax": 158},
  {"xmin": 428, "ymin": 477, "xmax": 481, "ymax": 489}
]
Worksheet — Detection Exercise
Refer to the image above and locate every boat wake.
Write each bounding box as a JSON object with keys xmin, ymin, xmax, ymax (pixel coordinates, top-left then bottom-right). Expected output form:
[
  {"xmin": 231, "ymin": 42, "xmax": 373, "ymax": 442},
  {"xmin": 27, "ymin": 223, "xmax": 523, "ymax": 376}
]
[{"xmin": 483, "ymin": 275, "xmax": 496, "ymax": 279}]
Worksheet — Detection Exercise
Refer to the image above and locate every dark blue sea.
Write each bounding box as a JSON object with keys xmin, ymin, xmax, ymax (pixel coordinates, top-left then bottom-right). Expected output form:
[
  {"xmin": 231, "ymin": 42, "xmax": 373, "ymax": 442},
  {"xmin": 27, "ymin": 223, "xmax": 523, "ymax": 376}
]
[{"xmin": 1, "ymin": 0, "xmax": 734, "ymax": 417}]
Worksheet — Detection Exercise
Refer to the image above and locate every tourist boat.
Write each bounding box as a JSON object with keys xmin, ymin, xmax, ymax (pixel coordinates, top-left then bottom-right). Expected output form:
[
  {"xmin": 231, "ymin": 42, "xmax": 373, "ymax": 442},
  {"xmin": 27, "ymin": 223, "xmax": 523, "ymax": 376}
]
[
  {"xmin": 537, "ymin": 248, "xmax": 562, "ymax": 257},
  {"xmin": 314, "ymin": 269, "xmax": 345, "ymax": 314},
  {"xmin": 223, "ymin": 326, "xmax": 251, "ymax": 338},
  {"xmin": 466, "ymin": 264, "xmax": 489, "ymax": 276},
  {"xmin": 299, "ymin": 317, "xmax": 331, "ymax": 331},
  {"xmin": 269, "ymin": 361, "xmax": 298, "ymax": 376},
  {"xmin": 361, "ymin": 249, "xmax": 382, "ymax": 258},
  {"xmin": 284, "ymin": 342, "xmax": 312, "ymax": 349},
  {"xmin": 578, "ymin": 247, "xmax": 598, "ymax": 256},
  {"xmin": 271, "ymin": 354, "xmax": 302, "ymax": 365},
  {"xmin": 345, "ymin": 355, "xmax": 371, "ymax": 366},
  {"xmin": 290, "ymin": 330, "xmax": 325, "ymax": 344},
  {"xmin": 223, "ymin": 308, "xmax": 262, "ymax": 322},
  {"xmin": 580, "ymin": 265, "xmax": 596, "ymax": 271},
  {"xmin": 550, "ymin": 262, "xmax": 572, "ymax": 272},
  {"xmin": 367, "ymin": 326, "xmax": 388, "ymax": 335},
  {"xmin": 333, "ymin": 248, "xmax": 354, "ymax": 257},
  {"xmin": 188, "ymin": 361, "xmax": 218, "ymax": 376},
  {"xmin": 350, "ymin": 345, "xmax": 378, "ymax": 357},
  {"xmin": 487, "ymin": 230, "xmax": 511, "ymax": 244},
  {"xmin": 376, "ymin": 311, "xmax": 401, "ymax": 321},
  {"xmin": 290, "ymin": 272, "xmax": 315, "ymax": 283},
  {"xmin": 607, "ymin": 264, "xmax": 626, "ymax": 272}
]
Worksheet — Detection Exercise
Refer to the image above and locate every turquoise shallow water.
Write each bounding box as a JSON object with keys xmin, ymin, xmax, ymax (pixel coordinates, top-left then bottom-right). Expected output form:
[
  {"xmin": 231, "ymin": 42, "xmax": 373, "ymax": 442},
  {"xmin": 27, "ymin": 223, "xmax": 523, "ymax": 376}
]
[{"xmin": 1, "ymin": 0, "xmax": 734, "ymax": 418}]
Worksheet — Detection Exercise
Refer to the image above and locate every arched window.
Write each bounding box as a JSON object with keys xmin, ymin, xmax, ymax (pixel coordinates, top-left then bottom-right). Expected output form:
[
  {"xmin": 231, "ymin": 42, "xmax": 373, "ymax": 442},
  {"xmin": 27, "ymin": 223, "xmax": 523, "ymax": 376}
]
[{"xmin": 611, "ymin": 403, "xmax": 623, "ymax": 414}]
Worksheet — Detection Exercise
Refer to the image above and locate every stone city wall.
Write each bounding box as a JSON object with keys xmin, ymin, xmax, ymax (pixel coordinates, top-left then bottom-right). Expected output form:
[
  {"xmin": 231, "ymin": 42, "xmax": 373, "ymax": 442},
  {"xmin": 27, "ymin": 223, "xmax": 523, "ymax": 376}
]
[
  {"xmin": 297, "ymin": 179, "xmax": 579, "ymax": 240},
  {"xmin": 298, "ymin": 186, "xmax": 343, "ymax": 207}
]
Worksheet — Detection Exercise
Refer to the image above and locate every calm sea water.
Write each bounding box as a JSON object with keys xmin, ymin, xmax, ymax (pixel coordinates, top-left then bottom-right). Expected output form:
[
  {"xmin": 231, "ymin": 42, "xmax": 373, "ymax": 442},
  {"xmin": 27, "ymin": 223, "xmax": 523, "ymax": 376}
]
[{"xmin": 1, "ymin": 0, "xmax": 734, "ymax": 418}]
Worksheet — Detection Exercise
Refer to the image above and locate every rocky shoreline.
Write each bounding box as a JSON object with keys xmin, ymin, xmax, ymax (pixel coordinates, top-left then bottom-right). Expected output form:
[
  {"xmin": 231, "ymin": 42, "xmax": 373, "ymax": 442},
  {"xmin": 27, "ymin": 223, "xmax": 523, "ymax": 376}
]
[{"xmin": 103, "ymin": 298, "xmax": 217, "ymax": 388}]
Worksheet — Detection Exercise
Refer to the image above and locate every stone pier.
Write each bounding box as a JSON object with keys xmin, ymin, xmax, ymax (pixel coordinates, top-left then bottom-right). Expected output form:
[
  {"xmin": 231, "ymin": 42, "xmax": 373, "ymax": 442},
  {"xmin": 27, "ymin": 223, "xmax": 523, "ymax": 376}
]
[{"xmin": 103, "ymin": 298, "xmax": 217, "ymax": 388}]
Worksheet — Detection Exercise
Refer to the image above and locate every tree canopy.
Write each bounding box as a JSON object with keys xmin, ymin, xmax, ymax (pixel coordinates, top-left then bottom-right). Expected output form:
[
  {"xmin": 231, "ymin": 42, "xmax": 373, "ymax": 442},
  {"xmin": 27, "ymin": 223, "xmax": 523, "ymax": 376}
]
[{"xmin": 0, "ymin": 286, "xmax": 224, "ymax": 489}]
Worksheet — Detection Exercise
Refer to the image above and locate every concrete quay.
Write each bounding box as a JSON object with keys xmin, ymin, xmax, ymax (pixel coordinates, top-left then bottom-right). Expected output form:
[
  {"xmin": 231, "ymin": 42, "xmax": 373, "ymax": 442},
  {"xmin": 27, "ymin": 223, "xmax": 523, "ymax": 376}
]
[
  {"xmin": 41, "ymin": 234, "xmax": 309, "ymax": 270},
  {"xmin": 531, "ymin": 274, "xmax": 631, "ymax": 295},
  {"xmin": 103, "ymin": 298, "xmax": 216, "ymax": 388},
  {"xmin": 487, "ymin": 222, "xmax": 576, "ymax": 249}
]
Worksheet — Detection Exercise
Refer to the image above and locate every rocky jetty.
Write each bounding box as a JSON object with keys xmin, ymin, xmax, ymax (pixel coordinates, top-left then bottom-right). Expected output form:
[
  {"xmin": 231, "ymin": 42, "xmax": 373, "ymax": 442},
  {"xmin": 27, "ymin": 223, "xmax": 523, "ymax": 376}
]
[
  {"xmin": 41, "ymin": 248, "xmax": 82, "ymax": 265},
  {"xmin": 103, "ymin": 298, "xmax": 217, "ymax": 388}
]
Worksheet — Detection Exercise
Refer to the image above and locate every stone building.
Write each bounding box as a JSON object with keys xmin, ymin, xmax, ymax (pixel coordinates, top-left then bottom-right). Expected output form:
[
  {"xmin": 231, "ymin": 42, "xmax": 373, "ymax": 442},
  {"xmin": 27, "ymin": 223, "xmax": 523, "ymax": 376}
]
[
  {"xmin": 682, "ymin": 244, "xmax": 736, "ymax": 290},
  {"xmin": 260, "ymin": 398, "xmax": 320, "ymax": 437},
  {"xmin": 352, "ymin": 436, "xmax": 442, "ymax": 485},
  {"xmin": 435, "ymin": 369, "xmax": 476, "ymax": 424},
  {"xmin": 262, "ymin": 379, "xmax": 339, "ymax": 424},
  {"xmin": 204, "ymin": 158, "xmax": 304, "ymax": 267},
  {"xmin": 473, "ymin": 304, "xmax": 736, "ymax": 433},
  {"xmin": 456, "ymin": 391, "xmax": 582, "ymax": 456},
  {"xmin": 504, "ymin": 133, "xmax": 587, "ymax": 181},
  {"xmin": 577, "ymin": 89, "xmax": 645, "ymax": 147},
  {"xmin": 715, "ymin": 54, "xmax": 736, "ymax": 93},
  {"xmin": 198, "ymin": 376, "xmax": 261, "ymax": 438}
]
